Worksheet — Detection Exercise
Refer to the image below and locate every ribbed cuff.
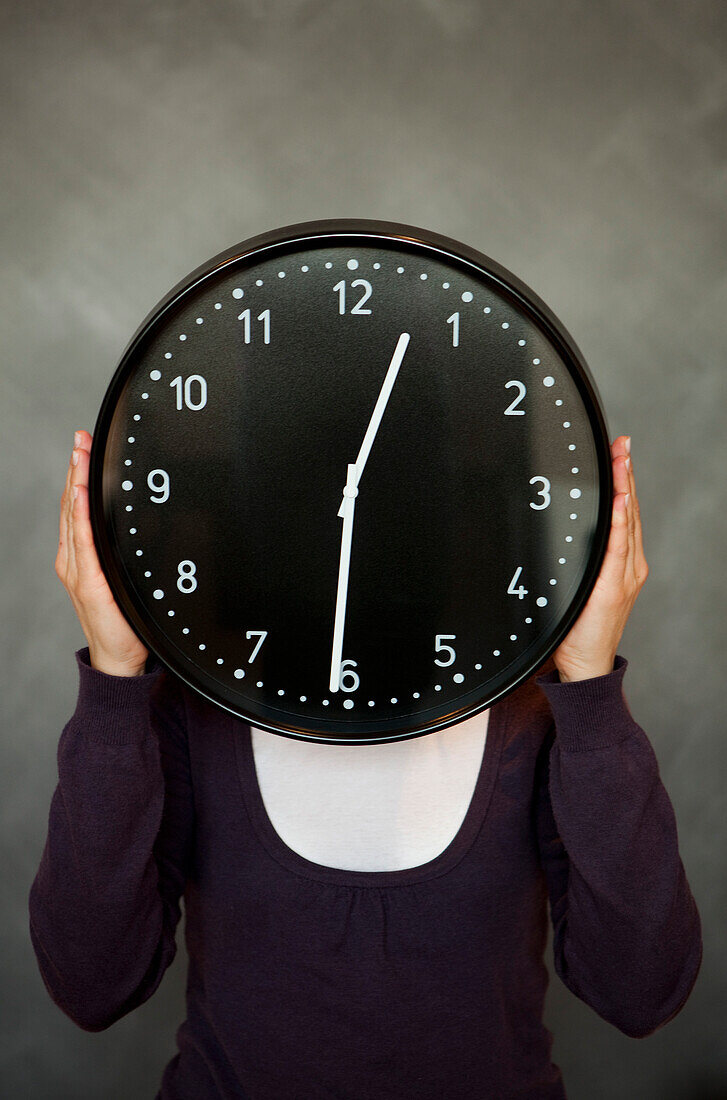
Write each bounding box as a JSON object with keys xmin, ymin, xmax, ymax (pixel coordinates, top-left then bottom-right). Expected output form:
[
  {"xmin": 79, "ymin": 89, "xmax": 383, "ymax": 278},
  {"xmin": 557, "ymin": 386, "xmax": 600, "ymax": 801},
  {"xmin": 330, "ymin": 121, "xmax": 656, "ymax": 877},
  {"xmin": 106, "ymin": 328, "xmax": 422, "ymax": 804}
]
[
  {"xmin": 74, "ymin": 646, "xmax": 165, "ymax": 745},
  {"xmin": 535, "ymin": 654, "xmax": 639, "ymax": 751}
]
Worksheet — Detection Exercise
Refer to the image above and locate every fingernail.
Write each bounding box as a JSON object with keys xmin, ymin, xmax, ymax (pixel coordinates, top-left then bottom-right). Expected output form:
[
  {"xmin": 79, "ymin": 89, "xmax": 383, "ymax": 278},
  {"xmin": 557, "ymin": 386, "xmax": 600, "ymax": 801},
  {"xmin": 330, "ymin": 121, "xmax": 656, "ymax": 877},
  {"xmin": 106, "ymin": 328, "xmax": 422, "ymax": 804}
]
[
  {"xmin": 74, "ymin": 431, "xmax": 81, "ymax": 448},
  {"xmin": 625, "ymin": 436, "xmax": 631, "ymax": 454},
  {"xmin": 72, "ymin": 450, "xmax": 79, "ymax": 466},
  {"xmin": 625, "ymin": 457, "xmax": 631, "ymax": 471}
]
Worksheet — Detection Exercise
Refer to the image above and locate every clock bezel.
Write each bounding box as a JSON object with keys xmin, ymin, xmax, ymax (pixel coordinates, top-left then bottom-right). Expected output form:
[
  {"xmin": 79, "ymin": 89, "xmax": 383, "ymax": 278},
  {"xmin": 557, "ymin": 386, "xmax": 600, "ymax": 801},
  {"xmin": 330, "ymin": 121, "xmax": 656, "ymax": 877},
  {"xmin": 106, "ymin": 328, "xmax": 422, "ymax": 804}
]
[{"xmin": 89, "ymin": 218, "xmax": 613, "ymax": 743}]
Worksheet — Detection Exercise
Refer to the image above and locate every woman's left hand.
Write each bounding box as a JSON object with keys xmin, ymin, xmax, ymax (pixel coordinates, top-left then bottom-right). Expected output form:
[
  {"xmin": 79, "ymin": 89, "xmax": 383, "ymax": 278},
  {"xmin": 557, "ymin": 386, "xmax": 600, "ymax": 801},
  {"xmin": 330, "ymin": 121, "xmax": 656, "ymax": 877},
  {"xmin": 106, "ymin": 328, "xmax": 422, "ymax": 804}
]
[{"xmin": 552, "ymin": 435, "xmax": 649, "ymax": 682}]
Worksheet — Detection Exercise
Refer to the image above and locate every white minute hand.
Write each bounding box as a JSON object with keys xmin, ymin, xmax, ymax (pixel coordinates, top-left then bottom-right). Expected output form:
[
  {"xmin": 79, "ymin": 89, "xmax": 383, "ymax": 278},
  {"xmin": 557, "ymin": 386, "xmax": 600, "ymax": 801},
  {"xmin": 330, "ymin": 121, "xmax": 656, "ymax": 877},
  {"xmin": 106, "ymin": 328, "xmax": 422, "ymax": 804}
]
[{"xmin": 329, "ymin": 332, "xmax": 411, "ymax": 694}]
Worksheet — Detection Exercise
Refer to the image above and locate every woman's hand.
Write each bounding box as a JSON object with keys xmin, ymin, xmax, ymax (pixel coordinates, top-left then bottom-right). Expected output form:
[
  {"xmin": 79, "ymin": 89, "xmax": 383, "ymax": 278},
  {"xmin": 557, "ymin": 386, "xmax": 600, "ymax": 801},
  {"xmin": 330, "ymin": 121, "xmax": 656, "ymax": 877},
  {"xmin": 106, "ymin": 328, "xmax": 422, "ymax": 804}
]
[
  {"xmin": 552, "ymin": 435, "xmax": 649, "ymax": 682},
  {"xmin": 55, "ymin": 430, "xmax": 150, "ymax": 677}
]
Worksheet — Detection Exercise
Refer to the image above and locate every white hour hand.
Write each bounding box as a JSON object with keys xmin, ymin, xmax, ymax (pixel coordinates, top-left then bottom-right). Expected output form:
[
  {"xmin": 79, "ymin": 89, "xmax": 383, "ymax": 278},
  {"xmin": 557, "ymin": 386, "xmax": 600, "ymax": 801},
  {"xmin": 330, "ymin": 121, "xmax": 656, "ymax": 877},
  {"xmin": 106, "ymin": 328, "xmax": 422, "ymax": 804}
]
[{"xmin": 337, "ymin": 331, "xmax": 410, "ymax": 517}]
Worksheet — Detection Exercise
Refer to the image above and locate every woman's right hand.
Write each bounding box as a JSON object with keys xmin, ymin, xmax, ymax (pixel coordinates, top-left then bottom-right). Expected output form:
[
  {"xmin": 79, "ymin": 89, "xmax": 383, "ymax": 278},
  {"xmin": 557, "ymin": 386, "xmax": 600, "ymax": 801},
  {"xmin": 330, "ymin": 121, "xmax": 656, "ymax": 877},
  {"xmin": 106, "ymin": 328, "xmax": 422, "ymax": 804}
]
[{"xmin": 55, "ymin": 430, "xmax": 150, "ymax": 677}]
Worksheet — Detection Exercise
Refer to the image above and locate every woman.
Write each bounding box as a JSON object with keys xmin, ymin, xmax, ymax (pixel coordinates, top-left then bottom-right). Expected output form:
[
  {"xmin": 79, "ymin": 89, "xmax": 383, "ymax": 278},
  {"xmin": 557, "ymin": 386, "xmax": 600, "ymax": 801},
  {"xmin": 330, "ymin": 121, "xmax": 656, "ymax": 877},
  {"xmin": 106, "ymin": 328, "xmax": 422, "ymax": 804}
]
[{"xmin": 29, "ymin": 430, "xmax": 702, "ymax": 1099}]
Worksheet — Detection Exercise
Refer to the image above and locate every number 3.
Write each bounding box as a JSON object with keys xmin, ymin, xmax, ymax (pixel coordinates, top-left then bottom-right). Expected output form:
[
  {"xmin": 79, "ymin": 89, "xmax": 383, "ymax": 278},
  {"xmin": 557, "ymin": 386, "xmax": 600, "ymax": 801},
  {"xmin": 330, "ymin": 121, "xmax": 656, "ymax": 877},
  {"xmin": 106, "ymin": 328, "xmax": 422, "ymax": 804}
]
[{"xmin": 529, "ymin": 476, "xmax": 551, "ymax": 510}]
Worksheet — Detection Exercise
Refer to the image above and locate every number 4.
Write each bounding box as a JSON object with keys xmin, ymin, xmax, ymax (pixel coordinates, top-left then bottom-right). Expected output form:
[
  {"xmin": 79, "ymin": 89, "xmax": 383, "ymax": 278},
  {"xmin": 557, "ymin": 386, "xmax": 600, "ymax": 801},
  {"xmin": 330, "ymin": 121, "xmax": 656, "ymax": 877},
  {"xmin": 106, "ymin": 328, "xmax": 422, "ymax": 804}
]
[{"xmin": 507, "ymin": 566, "xmax": 528, "ymax": 599}]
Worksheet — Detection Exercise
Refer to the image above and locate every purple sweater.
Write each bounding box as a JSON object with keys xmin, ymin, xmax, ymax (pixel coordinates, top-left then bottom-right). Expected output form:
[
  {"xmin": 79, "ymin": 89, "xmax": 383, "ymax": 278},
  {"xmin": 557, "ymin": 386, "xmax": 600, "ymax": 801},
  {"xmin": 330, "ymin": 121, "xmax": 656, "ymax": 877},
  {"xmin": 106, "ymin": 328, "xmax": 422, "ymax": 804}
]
[{"xmin": 29, "ymin": 648, "xmax": 702, "ymax": 1098}]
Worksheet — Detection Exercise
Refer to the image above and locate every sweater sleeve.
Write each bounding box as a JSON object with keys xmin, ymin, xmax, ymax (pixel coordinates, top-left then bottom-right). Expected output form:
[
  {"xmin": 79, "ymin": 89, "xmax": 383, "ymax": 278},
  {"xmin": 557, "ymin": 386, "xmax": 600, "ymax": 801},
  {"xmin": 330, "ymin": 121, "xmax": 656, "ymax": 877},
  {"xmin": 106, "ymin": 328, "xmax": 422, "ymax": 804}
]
[
  {"xmin": 533, "ymin": 655, "xmax": 703, "ymax": 1039},
  {"xmin": 28, "ymin": 646, "xmax": 194, "ymax": 1032}
]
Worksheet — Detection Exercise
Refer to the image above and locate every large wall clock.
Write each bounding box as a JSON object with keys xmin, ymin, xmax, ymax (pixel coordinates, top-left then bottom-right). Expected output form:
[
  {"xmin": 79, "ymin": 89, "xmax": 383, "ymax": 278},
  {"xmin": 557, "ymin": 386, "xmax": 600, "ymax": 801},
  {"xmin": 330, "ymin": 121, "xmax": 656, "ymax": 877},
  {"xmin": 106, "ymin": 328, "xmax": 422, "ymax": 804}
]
[{"xmin": 89, "ymin": 218, "xmax": 613, "ymax": 745}]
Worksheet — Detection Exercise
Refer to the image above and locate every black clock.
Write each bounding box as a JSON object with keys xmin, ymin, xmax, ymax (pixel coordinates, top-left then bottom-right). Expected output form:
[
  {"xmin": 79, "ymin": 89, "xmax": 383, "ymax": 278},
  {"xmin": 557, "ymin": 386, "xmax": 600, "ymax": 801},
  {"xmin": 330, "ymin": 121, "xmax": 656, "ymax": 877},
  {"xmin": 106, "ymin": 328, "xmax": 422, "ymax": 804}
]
[{"xmin": 89, "ymin": 218, "xmax": 613, "ymax": 745}]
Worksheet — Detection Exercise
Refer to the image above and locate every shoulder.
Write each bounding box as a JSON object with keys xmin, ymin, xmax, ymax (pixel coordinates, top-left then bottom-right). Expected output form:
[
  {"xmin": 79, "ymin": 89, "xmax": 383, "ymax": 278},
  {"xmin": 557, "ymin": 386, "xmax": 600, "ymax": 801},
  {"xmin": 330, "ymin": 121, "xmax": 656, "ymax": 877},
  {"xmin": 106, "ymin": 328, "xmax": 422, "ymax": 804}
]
[
  {"xmin": 497, "ymin": 654, "xmax": 557, "ymax": 747},
  {"xmin": 509, "ymin": 653, "xmax": 557, "ymax": 717}
]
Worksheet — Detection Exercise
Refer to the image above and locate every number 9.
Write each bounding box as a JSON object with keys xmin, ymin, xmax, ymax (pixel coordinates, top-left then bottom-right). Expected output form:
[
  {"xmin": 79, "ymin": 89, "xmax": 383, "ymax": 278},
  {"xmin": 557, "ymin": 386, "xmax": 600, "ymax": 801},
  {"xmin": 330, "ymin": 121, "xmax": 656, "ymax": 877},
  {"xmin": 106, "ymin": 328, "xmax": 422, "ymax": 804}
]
[{"xmin": 148, "ymin": 469, "xmax": 170, "ymax": 503}]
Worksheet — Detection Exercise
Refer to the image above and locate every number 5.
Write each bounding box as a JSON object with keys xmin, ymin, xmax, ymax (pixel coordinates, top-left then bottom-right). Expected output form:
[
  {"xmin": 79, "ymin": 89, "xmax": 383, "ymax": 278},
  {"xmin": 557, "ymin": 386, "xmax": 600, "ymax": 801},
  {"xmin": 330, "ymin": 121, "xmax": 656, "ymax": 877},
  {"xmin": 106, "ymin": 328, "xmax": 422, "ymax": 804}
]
[{"xmin": 434, "ymin": 634, "xmax": 457, "ymax": 667}]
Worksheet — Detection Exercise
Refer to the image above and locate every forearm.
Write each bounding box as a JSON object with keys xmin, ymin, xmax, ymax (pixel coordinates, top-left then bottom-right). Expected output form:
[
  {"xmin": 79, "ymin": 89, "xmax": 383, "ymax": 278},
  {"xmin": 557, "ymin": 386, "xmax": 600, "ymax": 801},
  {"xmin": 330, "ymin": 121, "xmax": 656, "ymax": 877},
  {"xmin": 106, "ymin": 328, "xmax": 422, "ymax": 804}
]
[
  {"xmin": 537, "ymin": 657, "xmax": 703, "ymax": 1037},
  {"xmin": 28, "ymin": 653, "xmax": 181, "ymax": 1030}
]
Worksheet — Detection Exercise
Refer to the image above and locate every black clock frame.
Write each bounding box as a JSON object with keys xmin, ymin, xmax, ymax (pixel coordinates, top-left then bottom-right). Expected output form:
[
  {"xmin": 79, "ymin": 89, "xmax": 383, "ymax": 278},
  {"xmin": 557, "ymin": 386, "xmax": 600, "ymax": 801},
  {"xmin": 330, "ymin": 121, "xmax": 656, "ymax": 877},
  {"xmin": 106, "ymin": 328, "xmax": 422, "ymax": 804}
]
[{"xmin": 89, "ymin": 218, "xmax": 613, "ymax": 742}]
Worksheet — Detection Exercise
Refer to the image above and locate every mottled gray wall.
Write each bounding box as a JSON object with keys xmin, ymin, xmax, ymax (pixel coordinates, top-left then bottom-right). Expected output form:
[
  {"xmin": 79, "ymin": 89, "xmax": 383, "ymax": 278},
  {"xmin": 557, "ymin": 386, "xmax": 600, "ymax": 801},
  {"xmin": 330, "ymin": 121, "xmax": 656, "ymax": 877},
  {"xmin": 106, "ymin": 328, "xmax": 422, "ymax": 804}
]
[{"xmin": 3, "ymin": 1, "xmax": 725, "ymax": 1096}]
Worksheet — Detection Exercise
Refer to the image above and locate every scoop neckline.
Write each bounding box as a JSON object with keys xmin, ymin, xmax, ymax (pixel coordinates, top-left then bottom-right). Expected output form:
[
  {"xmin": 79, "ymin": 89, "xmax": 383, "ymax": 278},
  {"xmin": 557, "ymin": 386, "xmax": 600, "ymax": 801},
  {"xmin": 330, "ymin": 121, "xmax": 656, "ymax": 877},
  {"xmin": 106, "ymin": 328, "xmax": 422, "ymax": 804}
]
[{"xmin": 233, "ymin": 696, "xmax": 509, "ymax": 888}]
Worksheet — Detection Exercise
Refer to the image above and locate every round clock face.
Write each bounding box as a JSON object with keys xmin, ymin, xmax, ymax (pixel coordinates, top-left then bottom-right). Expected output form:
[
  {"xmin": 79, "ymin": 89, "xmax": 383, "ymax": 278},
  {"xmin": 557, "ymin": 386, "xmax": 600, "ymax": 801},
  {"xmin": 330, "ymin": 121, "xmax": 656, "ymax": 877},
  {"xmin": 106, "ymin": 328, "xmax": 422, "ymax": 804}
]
[{"xmin": 90, "ymin": 219, "xmax": 612, "ymax": 744}]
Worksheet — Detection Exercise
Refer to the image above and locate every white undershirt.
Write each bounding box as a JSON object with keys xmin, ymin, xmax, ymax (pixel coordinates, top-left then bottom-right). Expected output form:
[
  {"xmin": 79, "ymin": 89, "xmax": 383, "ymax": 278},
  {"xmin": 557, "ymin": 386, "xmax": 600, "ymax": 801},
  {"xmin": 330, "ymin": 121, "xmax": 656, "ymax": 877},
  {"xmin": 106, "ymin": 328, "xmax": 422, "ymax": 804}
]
[{"xmin": 250, "ymin": 708, "xmax": 489, "ymax": 872}]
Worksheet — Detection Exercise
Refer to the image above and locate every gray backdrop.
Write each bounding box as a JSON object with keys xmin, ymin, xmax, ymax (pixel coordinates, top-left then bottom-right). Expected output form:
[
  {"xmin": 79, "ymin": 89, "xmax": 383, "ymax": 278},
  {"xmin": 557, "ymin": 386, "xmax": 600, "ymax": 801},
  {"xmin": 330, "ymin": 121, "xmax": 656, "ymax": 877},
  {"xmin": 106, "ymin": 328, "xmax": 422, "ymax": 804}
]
[{"xmin": 3, "ymin": 1, "xmax": 725, "ymax": 1097}]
